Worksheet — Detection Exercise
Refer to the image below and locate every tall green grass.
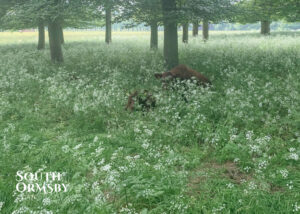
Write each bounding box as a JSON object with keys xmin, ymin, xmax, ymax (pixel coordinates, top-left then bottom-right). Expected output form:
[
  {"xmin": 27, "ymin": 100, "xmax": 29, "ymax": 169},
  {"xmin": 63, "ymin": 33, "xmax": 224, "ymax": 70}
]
[{"xmin": 0, "ymin": 31, "xmax": 299, "ymax": 213}]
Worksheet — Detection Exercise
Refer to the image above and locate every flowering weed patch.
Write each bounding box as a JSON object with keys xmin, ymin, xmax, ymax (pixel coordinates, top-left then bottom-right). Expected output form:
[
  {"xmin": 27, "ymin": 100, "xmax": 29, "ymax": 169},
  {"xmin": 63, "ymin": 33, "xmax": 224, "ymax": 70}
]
[{"xmin": 0, "ymin": 31, "xmax": 299, "ymax": 213}]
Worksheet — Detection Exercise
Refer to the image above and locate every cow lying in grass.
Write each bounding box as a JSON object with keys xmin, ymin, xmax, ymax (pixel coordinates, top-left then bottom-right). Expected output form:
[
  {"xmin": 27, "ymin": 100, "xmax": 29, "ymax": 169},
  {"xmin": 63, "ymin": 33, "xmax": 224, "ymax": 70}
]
[
  {"xmin": 154, "ymin": 64, "xmax": 211, "ymax": 87},
  {"xmin": 125, "ymin": 90, "xmax": 156, "ymax": 112}
]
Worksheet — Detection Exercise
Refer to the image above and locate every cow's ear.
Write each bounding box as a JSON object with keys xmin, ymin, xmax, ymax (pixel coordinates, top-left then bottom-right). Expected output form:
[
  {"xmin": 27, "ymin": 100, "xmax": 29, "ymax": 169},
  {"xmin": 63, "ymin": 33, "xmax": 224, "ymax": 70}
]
[{"xmin": 154, "ymin": 73, "xmax": 162, "ymax": 79}]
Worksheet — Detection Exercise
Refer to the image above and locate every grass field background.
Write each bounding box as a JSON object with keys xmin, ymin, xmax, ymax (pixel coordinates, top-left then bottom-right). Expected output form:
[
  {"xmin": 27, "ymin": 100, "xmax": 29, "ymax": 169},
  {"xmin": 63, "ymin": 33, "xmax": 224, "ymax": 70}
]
[{"xmin": 0, "ymin": 31, "xmax": 299, "ymax": 213}]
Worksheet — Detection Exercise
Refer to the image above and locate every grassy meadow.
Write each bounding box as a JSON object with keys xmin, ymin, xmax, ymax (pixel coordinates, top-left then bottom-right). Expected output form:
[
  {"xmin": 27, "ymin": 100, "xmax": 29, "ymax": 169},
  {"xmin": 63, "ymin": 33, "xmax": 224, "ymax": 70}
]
[{"xmin": 0, "ymin": 30, "xmax": 300, "ymax": 213}]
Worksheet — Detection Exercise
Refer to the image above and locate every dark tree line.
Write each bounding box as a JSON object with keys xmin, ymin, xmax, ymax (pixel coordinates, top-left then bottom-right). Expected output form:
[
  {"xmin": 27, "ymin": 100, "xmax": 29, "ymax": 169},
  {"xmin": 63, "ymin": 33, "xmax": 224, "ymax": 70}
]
[{"xmin": 0, "ymin": 0, "xmax": 298, "ymax": 68}]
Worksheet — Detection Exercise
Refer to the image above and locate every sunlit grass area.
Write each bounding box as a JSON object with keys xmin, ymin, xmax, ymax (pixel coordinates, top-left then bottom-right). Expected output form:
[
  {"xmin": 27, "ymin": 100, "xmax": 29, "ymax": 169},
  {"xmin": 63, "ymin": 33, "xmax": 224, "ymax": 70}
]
[
  {"xmin": 0, "ymin": 31, "xmax": 299, "ymax": 213},
  {"xmin": 2, "ymin": 30, "xmax": 299, "ymax": 45},
  {"xmin": 0, "ymin": 30, "xmax": 155, "ymax": 44}
]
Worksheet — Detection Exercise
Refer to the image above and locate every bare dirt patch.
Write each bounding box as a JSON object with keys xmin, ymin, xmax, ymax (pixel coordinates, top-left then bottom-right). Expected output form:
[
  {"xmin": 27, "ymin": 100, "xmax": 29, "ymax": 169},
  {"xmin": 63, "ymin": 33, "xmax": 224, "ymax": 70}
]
[{"xmin": 187, "ymin": 161, "xmax": 251, "ymax": 196}]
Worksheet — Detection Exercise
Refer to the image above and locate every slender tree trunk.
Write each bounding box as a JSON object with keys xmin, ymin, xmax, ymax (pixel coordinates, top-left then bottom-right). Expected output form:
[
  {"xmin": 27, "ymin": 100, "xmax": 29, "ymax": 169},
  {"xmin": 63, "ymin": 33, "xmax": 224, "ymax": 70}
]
[
  {"xmin": 150, "ymin": 21, "xmax": 158, "ymax": 49},
  {"xmin": 48, "ymin": 19, "xmax": 63, "ymax": 63},
  {"xmin": 161, "ymin": 0, "xmax": 178, "ymax": 69},
  {"xmin": 261, "ymin": 21, "xmax": 271, "ymax": 35},
  {"xmin": 203, "ymin": 19, "xmax": 209, "ymax": 41},
  {"xmin": 182, "ymin": 22, "xmax": 189, "ymax": 43},
  {"xmin": 105, "ymin": 6, "xmax": 112, "ymax": 44},
  {"xmin": 59, "ymin": 26, "xmax": 64, "ymax": 44},
  {"xmin": 192, "ymin": 21, "xmax": 199, "ymax": 37},
  {"xmin": 37, "ymin": 21, "xmax": 45, "ymax": 50}
]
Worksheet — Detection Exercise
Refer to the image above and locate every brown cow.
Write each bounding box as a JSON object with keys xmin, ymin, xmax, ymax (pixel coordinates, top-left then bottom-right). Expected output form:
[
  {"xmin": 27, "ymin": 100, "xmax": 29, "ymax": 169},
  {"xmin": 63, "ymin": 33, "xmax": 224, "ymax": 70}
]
[
  {"xmin": 125, "ymin": 90, "xmax": 156, "ymax": 112},
  {"xmin": 154, "ymin": 64, "xmax": 211, "ymax": 86}
]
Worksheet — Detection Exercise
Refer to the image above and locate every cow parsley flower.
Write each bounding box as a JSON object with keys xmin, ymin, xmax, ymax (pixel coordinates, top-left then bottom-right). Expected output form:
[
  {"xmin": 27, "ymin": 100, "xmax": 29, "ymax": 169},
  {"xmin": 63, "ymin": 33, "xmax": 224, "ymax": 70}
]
[
  {"xmin": 142, "ymin": 142, "xmax": 149, "ymax": 149},
  {"xmin": 258, "ymin": 160, "xmax": 268, "ymax": 170},
  {"xmin": 144, "ymin": 129, "xmax": 153, "ymax": 136},
  {"xmin": 246, "ymin": 131, "xmax": 254, "ymax": 140},
  {"xmin": 101, "ymin": 164, "xmax": 111, "ymax": 171},
  {"xmin": 287, "ymin": 181, "xmax": 293, "ymax": 190},
  {"xmin": 62, "ymin": 145, "xmax": 70, "ymax": 153},
  {"xmin": 73, "ymin": 144, "xmax": 82, "ymax": 150},
  {"xmin": 226, "ymin": 183, "xmax": 234, "ymax": 189},
  {"xmin": 248, "ymin": 181, "xmax": 257, "ymax": 190},
  {"xmin": 93, "ymin": 136, "xmax": 99, "ymax": 143},
  {"xmin": 279, "ymin": 169, "xmax": 289, "ymax": 178},
  {"xmin": 289, "ymin": 148, "xmax": 296, "ymax": 152},
  {"xmin": 0, "ymin": 202, "xmax": 4, "ymax": 212},
  {"xmin": 288, "ymin": 153, "xmax": 299, "ymax": 161},
  {"xmin": 42, "ymin": 198, "xmax": 51, "ymax": 206},
  {"xmin": 234, "ymin": 158, "xmax": 240, "ymax": 163},
  {"xmin": 293, "ymin": 202, "xmax": 300, "ymax": 212}
]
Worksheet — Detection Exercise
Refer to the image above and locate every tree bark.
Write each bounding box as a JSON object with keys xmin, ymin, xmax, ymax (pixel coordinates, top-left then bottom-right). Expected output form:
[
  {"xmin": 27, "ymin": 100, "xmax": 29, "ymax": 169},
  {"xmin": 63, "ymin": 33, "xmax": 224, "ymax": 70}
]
[
  {"xmin": 150, "ymin": 21, "xmax": 158, "ymax": 49},
  {"xmin": 48, "ymin": 19, "xmax": 63, "ymax": 63},
  {"xmin": 59, "ymin": 26, "xmax": 64, "ymax": 44},
  {"xmin": 37, "ymin": 21, "xmax": 45, "ymax": 50},
  {"xmin": 192, "ymin": 21, "xmax": 199, "ymax": 37},
  {"xmin": 182, "ymin": 22, "xmax": 189, "ymax": 43},
  {"xmin": 105, "ymin": 6, "xmax": 112, "ymax": 44},
  {"xmin": 161, "ymin": 0, "xmax": 178, "ymax": 69},
  {"xmin": 261, "ymin": 21, "xmax": 271, "ymax": 35},
  {"xmin": 203, "ymin": 19, "xmax": 209, "ymax": 41}
]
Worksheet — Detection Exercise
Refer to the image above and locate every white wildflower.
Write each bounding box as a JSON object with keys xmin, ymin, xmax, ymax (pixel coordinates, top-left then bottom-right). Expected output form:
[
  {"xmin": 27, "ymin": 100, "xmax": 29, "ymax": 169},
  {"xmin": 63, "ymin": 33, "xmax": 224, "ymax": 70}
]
[
  {"xmin": 101, "ymin": 164, "xmax": 111, "ymax": 171},
  {"xmin": 293, "ymin": 202, "xmax": 300, "ymax": 212},
  {"xmin": 92, "ymin": 181, "xmax": 99, "ymax": 189},
  {"xmin": 133, "ymin": 155, "xmax": 140, "ymax": 159},
  {"xmin": 279, "ymin": 169, "xmax": 288, "ymax": 178},
  {"xmin": 248, "ymin": 181, "xmax": 257, "ymax": 190},
  {"xmin": 134, "ymin": 127, "xmax": 141, "ymax": 133},
  {"xmin": 73, "ymin": 103, "xmax": 80, "ymax": 112},
  {"xmin": 0, "ymin": 202, "xmax": 4, "ymax": 211},
  {"xmin": 97, "ymin": 159, "xmax": 105, "ymax": 166},
  {"xmin": 118, "ymin": 166, "xmax": 128, "ymax": 173},
  {"xmin": 244, "ymin": 166, "xmax": 251, "ymax": 173},
  {"xmin": 95, "ymin": 192, "xmax": 106, "ymax": 204},
  {"xmin": 142, "ymin": 189, "xmax": 155, "ymax": 198},
  {"xmin": 95, "ymin": 147, "xmax": 104, "ymax": 156},
  {"xmin": 289, "ymin": 148, "xmax": 296, "ymax": 152},
  {"xmin": 20, "ymin": 134, "xmax": 31, "ymax": 143},
  {"xmin": 234, "ymin": 158, "xmax": 240, "ymax": 163},
  {"xmin": 93, "ymin": 136, "xmax": 99, "ymax": 143},
  {"xmin": 230, "ymin": 135, "xmax": 238, "ymax": 141},
  {"xmin": 12, "ymin": 206, "xmax": 30, "ymax": 214},
  {"xmin": 212, "ymin": 204, "xmax": 226, "ymax": 214},
  {"xmin": 249, "ymin": 145, "xmax": 260, "ymax": 154},
  {"xmin": 246, "ymin": 131, "xmax": 254, "ymax": 140},
  {"xmin": 287, "ymin": 153, "xmax": 299, "ymax": 161},
  {"xmin": 73, "ymin": 144, "xmax": 82, "ymax": 150},
  {"xmin": 42, "ymin": 198, "xmax": 51, "ymax": 206},
  {"xmin": 142, "ymin": 142, "xmax": 149, "ymax": 149},
  {"xmin": 258, "ymin": 160, "xmax": 268, "ymax": 170},
  {"xmin": 287, "ymin": 181, "xmax": 293, "ymax": 190},
  {"xmin": 61, "ymin": 145, "xmax": 70, "ymax": 153},
  {"xmin": 144, "ymin": 129, "xmax": 153, "ymax": 136},
  {"xmin": 226, "ymin": 183, "xmax": 234, "ymax": 189}
]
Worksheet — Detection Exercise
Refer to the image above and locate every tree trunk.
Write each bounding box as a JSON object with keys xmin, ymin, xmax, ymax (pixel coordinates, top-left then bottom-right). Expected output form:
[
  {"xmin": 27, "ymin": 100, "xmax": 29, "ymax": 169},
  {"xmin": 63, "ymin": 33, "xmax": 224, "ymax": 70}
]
[
  {"xmin": 203, "ymin": 20, "xmax": 209, "ymax": 41},
  {"xmin": 261, "ymin": 21, "xmax": 271, "ymax": 35},
  {"xmin": 150, "ymin": 21, "xmax": 158, "ymax": 49},
  {"xmin": 105, "ymin": 6, "xmax": 112, "ymax": 44},
  {"xmin": 182, "ymin": 22, "xmax": 189, "ymax": 43},
  {"xmin": 192, "ymin": 21, "xmax": 199, "ymax": 37},
  {"xmin": 59, "ymin": 26, "xmax": 64, "ymax": 44},
  {"xmin": 48, "ymin": 19, "xmax": 63, "ymax": 63},
  {"xmin": 37, "ymin": 21, "xmax": 45, "ymax": 50},
  {"xmin": 161, "ymin": 0, "xmax": 179, "ymax": 69}
]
